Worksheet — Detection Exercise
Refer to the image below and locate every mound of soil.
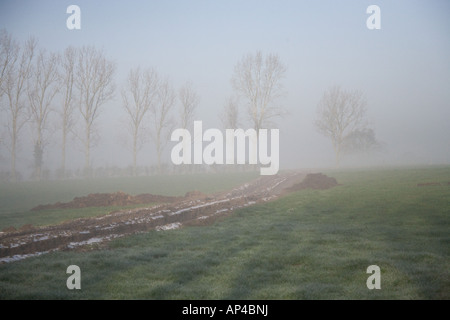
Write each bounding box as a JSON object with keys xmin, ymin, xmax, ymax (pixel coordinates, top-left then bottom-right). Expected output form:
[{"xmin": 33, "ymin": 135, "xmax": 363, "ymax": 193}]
[
  {"xmin": 417, "ymin": 182, "xmax": 443, "ymax": 187},
  {"xmin": 1, "ymin": 224, "xmax": 35, "ymax": 234},
  {"xmin": 19, "ymin": 224, "xmax": 34, "ymax": 232},
  {"xmin": 286, "ymin": 173, "xmax": 338, "ymax": 192},
  {"xmin": 1, "ymin": 226, "xmax": 17, "ymax": 233},
  {"xmin": 31, "ymin": 191, "xmax": 180, "ymax": 211},
  {"xmin": 184, "ymin": 190, "xmax": 208, "ymax": 199}
]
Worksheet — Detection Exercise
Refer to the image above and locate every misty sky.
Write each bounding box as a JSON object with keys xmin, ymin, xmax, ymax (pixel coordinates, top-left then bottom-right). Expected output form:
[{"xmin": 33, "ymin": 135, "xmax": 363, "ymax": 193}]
[{"xmin": 1, "ymin": 0, "xmax": 449, "ymax": 174}]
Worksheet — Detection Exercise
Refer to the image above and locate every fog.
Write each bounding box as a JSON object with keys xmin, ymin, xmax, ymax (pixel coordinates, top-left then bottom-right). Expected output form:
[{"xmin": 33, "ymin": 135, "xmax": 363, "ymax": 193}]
[{"xmin": 1, "ymin": 0, "xmax": 449, "ymax": 180}]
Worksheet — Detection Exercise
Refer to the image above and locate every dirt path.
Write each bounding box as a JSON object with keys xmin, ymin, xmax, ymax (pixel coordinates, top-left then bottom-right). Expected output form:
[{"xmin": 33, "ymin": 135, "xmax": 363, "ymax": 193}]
[{"xmin": 0, "ymin": 171, "xmax": 306, "ymax": 263}]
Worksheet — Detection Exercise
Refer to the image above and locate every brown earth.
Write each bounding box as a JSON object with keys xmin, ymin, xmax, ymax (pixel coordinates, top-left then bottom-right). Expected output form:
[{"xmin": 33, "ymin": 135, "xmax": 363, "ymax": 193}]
[
  {"xmin": 2, "ymin": 226, "xmax": 17, "ymax": 233},
  {"xmin": 0, "ymin": 171, "xmax": 339, "ymax": 263},
  {"xmin": 31, "ymin": 191, "xmax": 180, "ymax": 211},
  {"xmin": 285, "ymin": 173, "xmax": 339, "ymax": 191},
  {"xmin": 416, "ymin": 182, "xmax": 447, "ymax": 187}
]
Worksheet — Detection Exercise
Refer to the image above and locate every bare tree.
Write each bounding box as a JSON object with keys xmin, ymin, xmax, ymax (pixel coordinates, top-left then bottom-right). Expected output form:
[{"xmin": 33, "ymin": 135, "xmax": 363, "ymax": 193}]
[
  {"xmin": 315, "ymin": 86, "xmax": 369, "ymax": 167},
  {"xmin": 150, "ymin": 78, "xmax": 175, "ymax": 173},
  {"xmin": 220, "ymin": 96, "xmax": 240, "ymax": 129},
  {"xmin": 58, "ymin": 46, "xmax": 77, "ymax": 178},
  {"xmin": 75, "ymin": 46, "xmax": 116, "ymax": 175},
  {"xmin": 27, "ymin": 49, "xmax": 60, "ymax": 180},
  {"xmin": 178, "ymin": 81, "xmax": 199, "ymax": 130},
  {"xmin": 0, "ymin": 30, "xmax": 18, "ymax": 169},
  {"xmin": 177, "ymin": 81, "xmax": 199, "ymax": 174},
  {"xmin": 231, "ymin": 51, "xmax": 286, "ymax": 131},
  {"xmin": 2, "ymin": 36, "xmax": 36, "ymax": 180},
  {"xmin": 121, "ymin": 67, "xmax": 158, "ymax": 176},
  {"xmin": 0, "ymin": 29, "xmax": 18, "ymax": 99}
]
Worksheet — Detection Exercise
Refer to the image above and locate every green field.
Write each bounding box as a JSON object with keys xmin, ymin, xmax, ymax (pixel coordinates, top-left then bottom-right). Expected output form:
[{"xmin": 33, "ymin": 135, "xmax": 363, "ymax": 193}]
[{"xmin": 0, "ymin": 167, "xmax": 449, "ymax": 299}]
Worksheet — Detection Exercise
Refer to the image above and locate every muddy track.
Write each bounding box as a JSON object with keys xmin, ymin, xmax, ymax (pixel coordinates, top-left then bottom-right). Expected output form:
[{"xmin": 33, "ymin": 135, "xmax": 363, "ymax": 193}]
[{"xmin": 0, "ymin": 171, "xmax": 305, "ymax": 263}]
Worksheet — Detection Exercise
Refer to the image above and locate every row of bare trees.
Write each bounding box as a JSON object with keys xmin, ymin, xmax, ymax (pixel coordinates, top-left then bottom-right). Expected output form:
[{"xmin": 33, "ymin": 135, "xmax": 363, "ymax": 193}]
[
  {"xmin": 0, "ymin": 32, "xmax": 36, "ymax": 181},
  {"xmin": 1, "ymin": 29, "xmax": 380, "ymax": 181},
  {"xmin": 0, "ymin": 30, "xmax": 118, "ymax": 180},
  {"xmin": 121, "ymin": 67, "xmax": 200, "ymax": 176},
  {"xmin": 0, "ymin": 30, "xmax": 203, "ymax": 180}
]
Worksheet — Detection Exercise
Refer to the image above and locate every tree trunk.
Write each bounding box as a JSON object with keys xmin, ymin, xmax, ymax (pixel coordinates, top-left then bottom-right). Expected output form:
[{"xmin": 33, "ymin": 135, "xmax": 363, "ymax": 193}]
[
  {"xmin": 84, "ymin": 128, "xmax": 90, "ymax": 177},
  {"xmin": 157, "ymin": 143, "xmax": 162, "ymax": 174},
  {"xmin": 34, "ymin": 126, "xmax": 43, "ymax": 180},
  {"xmin": 333, "ymin": 140, "xmax": 341, "ymax": 168},
  {"xmin": 156, "ymin": 129, "xmax": 162, "ymax": 174},
  {"xmin": 34, "ymin": 141, "xmax": 43, "ymax": 181},
  {"xmin": 11, "ymin": 136, "xmax": 16, "ymax": 182},
  {"xmin": 11, "ymin": 118, "xmax": 17, "ymax": 182},
  {"xmin": 133, "ymin": 128, "xmax": 138, "ymax": 176},
  {"xmin": 61, "ymin": 129, "xmax": 66, "ymax": 178},
  {"xmin": 335, "ymin": 149, "xmax": 341, "ymax": 168}
]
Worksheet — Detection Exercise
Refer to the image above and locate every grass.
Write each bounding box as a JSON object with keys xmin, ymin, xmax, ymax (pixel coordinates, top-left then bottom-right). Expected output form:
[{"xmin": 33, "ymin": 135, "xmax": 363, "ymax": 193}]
[{"xmin": 0, "ymin": 166, "xmax": 449, "ymax": 299}]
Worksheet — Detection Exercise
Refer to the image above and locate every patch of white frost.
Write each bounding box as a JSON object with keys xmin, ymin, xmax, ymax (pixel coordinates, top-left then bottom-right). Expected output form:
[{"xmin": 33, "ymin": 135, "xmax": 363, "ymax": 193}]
[
  {"xmin": 155, "ymin": 222, "xmax": 181, "ymax": 231},
  {"xmin": 0, "ymin": 251, "xmax": 50, "ymax": 264}
]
